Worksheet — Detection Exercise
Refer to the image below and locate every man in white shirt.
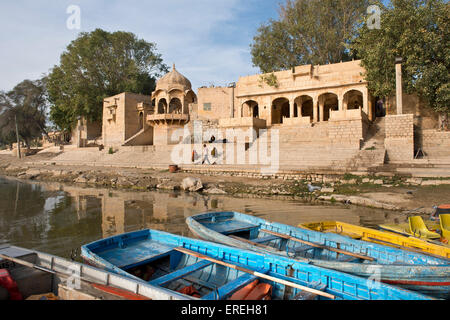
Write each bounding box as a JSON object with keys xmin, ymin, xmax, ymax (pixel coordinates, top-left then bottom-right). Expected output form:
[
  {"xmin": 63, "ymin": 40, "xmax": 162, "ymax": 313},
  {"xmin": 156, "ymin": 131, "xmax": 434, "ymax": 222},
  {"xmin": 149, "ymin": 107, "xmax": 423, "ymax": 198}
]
[{"xmin": 202, "ymin": 144, "xmax": 211, "ymax": 165}]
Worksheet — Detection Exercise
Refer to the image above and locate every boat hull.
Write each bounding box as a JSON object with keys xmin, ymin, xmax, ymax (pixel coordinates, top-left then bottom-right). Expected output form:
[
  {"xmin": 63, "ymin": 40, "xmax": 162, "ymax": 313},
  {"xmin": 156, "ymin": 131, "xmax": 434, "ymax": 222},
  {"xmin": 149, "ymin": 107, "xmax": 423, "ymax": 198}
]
[
  {"xmin": 187, "ymin": 212, "xmax": 450, "ymax": 299},
  {"xmin": 81, "ymin": 229, "xmax": 433, "ymax": 300},
  {"xmin": 302, "ymin": 221, "xmax": 450, "ymax": 259},
  {"xmin": 0, "ymin": 245, "xmax": 187, "ymax": 300}
]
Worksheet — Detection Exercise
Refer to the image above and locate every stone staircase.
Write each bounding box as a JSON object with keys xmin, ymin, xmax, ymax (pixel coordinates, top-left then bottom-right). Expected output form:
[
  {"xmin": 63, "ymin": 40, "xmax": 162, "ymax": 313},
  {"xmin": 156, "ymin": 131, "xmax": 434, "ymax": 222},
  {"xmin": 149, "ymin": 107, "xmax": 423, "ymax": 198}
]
[
  {"xmin": 45, "ymin": 145, "xmax": 176, "ymax": 169},
  {"xmin": 41, "ymin": 118, "xmax": 392, "ymax": 173},
  {"xmin": 344, "ymin": 117, "xmax": 387, "ymax": 170}
]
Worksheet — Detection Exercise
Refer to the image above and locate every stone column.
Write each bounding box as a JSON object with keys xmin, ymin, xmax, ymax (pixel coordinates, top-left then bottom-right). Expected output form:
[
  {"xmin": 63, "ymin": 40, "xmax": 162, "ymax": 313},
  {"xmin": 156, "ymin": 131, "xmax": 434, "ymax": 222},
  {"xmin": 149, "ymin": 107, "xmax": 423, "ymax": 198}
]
[
  {"xmin": 343, "ymin": 94, "xmax": 348, "ymax": 111},
  {"xmin": 319, "ymin": 96, "xmax": 324, "ymax": 122},
  {"xmin": 313, "ymin": 96, "xmax": 319, "ymax": 123},
  {"xmin": 77, "ymin": 118, "xmax": 82, "ymax": 148},
  {"xmin": 289, "ymin": 98, "xmax": 295, "ymax": 118},
  {"xmin": 363, "ymin": 87, "xmax": 369, "ymax": 115},
  {"xmin": 395, "ymin": 58, "xmax": 403, "ymax": 115},
  {"xmin": 368, "ymin": 96, "xmax": 374, "ymax": 121},
  {"xmin": 338, "ymin": 95, "xmax": 344, "ymax": 111},
  {"xmin": 155, "ymin": 99, "xmax": 159, "ymax": 115},
  {"xmin": 297, "ymin": 97, "xmax": 302, "ymax": 117}
]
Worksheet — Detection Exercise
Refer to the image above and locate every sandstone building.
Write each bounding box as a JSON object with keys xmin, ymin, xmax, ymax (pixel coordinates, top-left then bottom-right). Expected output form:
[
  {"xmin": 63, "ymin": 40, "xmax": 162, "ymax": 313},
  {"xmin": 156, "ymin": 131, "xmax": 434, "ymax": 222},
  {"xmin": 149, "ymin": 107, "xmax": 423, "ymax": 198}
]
[{"xmin": 65, "ymin": 59, "xmax": 448, "ymax": 171}]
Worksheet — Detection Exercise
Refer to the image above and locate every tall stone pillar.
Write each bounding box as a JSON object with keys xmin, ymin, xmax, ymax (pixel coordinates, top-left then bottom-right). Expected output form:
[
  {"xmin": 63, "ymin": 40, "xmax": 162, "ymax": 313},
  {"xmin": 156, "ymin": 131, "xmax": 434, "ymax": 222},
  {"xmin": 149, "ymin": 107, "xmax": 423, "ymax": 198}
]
[
  {"xmin": 395, "ymin": 57, "xmax": 403, "ymax": 115},
  {"xmin": 77, "ymin": 118, "xmax": 82, "ymax": 148},
  {"xmin": 362, "ymin": 87, "xmax": 369, "ymax": 115},
  {"xmin": 368, "ymin": 97, "xmax": 374, "ymax": 121}
]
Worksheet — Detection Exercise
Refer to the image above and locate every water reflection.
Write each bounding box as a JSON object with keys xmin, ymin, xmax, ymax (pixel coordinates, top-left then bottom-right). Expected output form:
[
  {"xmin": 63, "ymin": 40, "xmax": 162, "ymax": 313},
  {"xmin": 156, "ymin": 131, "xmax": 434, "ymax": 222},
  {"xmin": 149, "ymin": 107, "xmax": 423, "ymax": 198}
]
[{"xmin": 0, "ymin": 177, "xmax": 406, "ymax": 259}]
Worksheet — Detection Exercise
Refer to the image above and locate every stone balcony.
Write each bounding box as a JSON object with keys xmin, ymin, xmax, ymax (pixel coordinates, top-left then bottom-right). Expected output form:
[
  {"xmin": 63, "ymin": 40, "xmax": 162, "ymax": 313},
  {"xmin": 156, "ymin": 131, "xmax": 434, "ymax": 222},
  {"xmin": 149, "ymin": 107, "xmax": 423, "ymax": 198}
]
[
  {"xmin": 282, "ymin": 116, "xmax": 312, "ymax": 127},
  {"xmin": 219, "ymin": 117, "xmax": 267, "ymax": 129},
  {"xmin": 329, "ymin": 108, "xmax": 366, "ymax": 121},
  {"xmin": 146, "ymin": 113, "xmax": 189, "ymax": 126}
]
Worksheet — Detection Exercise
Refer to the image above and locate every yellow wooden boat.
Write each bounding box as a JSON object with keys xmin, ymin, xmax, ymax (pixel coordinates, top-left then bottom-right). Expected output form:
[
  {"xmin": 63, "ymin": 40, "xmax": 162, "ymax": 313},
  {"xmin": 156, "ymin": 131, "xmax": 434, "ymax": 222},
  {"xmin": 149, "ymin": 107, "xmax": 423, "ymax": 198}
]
[
  {"xmin": 440, "ymin": 214, "xmax": 450, "ymax": 242},
  {"xmin": 300, "ymin": 221, "xmax": 450, "ymax": 259}
]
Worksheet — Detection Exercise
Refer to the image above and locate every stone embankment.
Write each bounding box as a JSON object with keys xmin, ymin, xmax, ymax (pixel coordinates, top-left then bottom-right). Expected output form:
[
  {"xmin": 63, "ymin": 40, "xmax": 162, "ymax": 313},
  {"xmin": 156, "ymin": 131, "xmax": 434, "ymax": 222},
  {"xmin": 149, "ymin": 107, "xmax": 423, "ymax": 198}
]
[{"xmin": 1, "ymin": 158, "xmax": 449, "ymax": 214}]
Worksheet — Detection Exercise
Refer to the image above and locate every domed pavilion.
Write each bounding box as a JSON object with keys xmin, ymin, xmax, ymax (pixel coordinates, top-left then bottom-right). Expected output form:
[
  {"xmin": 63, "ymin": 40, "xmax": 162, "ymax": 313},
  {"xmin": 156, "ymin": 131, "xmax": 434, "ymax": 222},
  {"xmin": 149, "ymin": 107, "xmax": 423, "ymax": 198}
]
[
  {"xmin": 150, "ymin": 64, "xmax": 197, "ymax": 117},
  {"xmin": 146, "ymin": 64, "xmax": 197, "ymax": 145}
]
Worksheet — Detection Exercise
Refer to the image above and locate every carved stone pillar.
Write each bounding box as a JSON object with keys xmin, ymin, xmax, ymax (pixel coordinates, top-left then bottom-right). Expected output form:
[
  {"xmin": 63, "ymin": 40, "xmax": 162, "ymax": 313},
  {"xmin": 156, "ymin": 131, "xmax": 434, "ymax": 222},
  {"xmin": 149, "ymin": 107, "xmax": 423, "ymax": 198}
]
[
  {"xmin": 338, "ymin": 95, "xmax": 344, "ymax": 111},
  {"xmin": 313, "ymin": 96, "xmax": 319, "ymax": 123},
  {"xmin": 289, "ymin": 98, "xmax": 295, "ymax": 118},
  {"xmin": 319, "ymin": 96, "xmax": 325, "ymax": 122}
]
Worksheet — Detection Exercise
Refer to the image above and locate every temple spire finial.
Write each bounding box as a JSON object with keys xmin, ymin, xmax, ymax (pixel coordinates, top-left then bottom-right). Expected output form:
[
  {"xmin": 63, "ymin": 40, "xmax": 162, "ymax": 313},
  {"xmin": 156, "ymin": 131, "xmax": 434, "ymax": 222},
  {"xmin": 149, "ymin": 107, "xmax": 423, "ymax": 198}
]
[{"xmin": 173, "ymin": 63, "xmax": 176, "ymax": 70}]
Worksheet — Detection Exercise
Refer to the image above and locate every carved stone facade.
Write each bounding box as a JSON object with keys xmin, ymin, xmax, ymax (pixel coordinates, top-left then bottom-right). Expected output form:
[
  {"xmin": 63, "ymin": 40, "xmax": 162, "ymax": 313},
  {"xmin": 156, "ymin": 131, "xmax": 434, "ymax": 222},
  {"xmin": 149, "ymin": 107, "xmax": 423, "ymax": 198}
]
[
  {"xmin": 100, "ymin": 60, "xmax": 380, "ymax": 148},
  {"xmin": 95, "ymin": 60, "xmax": 448, "ymax": 166}
]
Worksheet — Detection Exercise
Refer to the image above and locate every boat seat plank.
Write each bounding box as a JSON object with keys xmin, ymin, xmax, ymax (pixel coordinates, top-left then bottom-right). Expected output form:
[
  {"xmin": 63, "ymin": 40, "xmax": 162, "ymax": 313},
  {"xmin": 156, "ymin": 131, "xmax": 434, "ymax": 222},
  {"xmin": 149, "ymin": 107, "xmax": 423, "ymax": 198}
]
[
  {"xmin": 292, "ymin": 247, "xmax": 314, "ymax": 255},
  {"xmin": 149, "ymin": 260, "xmax": 213, "ymax": 287},
  {"xmin": 294, "ymin": 281, "xmax": 327, "ymax": 300},
  {"xmin": 253, "ymin": 235, "xmax": 280, "ymax": 244},
  {"xmin": 204, "ymin": 220, "xmax": 259, "ymax": 235},
  {"xmin": 323, "ymin": 230, "xmax": 362, "ymax": 240},
  {"xmin": 201, "ymin": 269, "xmax": 268, "ymax": 300},
  {"xmin": 99, "ymin": 241, "xmax": 175, "ymax": 269}
]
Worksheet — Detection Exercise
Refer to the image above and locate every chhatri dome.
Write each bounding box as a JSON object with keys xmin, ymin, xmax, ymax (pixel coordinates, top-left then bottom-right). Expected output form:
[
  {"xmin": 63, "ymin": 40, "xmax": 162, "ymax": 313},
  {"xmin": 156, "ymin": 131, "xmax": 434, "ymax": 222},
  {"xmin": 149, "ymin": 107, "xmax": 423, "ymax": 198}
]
[{"xmin": 155, "ymin": 64, "xmax": 192, "ymax": 92}]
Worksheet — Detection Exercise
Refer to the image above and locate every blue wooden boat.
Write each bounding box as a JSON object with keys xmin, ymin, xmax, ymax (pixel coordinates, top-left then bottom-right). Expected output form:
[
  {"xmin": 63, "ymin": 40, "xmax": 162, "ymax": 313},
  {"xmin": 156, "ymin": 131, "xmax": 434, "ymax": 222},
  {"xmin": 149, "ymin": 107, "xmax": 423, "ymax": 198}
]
[
  {"xmin": 0, "ymin": 244, "xmax": 188, "ymax": 300},
  {"xmin": 186, "ymin": 211, "xmax": 450, "ymax": 299},
  {"xmin": 81, "ymin": 229, "xmax": 434, "ymax": 300}
]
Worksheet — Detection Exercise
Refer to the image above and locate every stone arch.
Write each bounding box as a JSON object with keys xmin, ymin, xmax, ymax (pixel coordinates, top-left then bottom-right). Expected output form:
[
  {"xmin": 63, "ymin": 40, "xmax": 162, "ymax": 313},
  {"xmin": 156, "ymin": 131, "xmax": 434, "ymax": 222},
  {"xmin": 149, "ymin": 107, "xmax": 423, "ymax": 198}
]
[
  {"xmin": 294, "ymin": 95, "xmax": 314, "ymax": 120},
  {"xmin": 242, "ymin": 100, "xmax": 259, "ymax": 118},
  {"xmin": 169, "ymin": 98, "xmax": 183, "ymax": 114},
  {"xmin": 158, "ymin": 98, "xmax": 167, "ymax": 114},
  {"xmin": 318, "ymin": 92, "xmax": 339, "ymax": 121},
  {"xmin": 344, "ymin": 89, "xmax": 364, "ymax": 110},
  {"xmin": 272, "ymin": 97, "xmax": 290, "ymax": 124},
  {"xmin": 184, "ymin": 91, "xmax": 197, "ymax": 114},
  {"xmin": 185, "ymin": 90, "xmax": 197, "ymax": 104}
]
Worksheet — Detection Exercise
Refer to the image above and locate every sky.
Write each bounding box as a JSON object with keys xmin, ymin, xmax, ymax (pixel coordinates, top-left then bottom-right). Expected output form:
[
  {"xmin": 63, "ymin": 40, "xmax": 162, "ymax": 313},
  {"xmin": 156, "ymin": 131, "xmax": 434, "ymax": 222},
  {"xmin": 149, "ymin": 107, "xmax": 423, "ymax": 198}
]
[{"xmin": 0, "ymin": 0, "xmax": 282, "ymax": 92}]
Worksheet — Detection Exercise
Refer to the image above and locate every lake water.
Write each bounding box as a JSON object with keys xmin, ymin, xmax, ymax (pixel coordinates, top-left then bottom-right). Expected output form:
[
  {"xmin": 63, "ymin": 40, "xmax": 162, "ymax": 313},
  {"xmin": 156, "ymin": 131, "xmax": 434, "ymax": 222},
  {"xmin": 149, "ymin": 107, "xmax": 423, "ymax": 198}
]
[{"xmin": 0, "ymin": 176, "xmax": 406, "ymax": 260}]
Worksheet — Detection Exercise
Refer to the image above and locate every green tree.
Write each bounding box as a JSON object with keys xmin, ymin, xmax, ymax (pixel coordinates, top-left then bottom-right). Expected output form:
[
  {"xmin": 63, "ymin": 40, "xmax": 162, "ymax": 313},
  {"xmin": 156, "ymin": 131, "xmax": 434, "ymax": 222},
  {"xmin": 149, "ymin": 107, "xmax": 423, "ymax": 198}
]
[
  {"xmin": 250, "ymin": 0, "xmax": 371, "ymax": 73},
  {"xmin": 0, "ymin": 79, "xmax": 48, "ymax": 148},
  {"xmin": 352, "ymin": 0, "xmax": 449, "ymax": 127},
  {"xmin": 47, "ymin": 29, "xmax": 168, "ymax": 132}
]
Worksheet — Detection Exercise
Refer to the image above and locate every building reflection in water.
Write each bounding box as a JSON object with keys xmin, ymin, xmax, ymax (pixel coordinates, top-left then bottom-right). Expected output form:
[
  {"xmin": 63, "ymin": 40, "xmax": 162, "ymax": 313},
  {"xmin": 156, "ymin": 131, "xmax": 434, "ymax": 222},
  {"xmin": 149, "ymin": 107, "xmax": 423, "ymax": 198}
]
[
  {"xmin": 58, "ymin": 185, "xmax": 230, "ymax": 239},
  {"xmin": 4, "ymin": 179, "xmax": 402, "ymax": 258},
  {"xmin": 61, "ymin": 185, "xmax": 396, "ymax": 240}
]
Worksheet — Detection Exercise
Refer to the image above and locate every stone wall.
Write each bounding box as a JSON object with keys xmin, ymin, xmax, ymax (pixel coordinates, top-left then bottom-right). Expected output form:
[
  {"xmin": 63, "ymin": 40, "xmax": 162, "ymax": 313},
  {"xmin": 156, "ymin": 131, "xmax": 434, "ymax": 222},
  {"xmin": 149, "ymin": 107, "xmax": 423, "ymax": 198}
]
[
  {"xmin": 328, "ymin": 118, "xmax": 368, "ymax": 147},
  {"xmin": 103, "ymin": 93, "xmax": 127, "ymax": 148},
  {"xmin": 197, "ymin": 87, "xmax": 235, "ymax": 120},
  {"xmin": 153, "ymin": 124, "xmax": 187, "ymax": 146},
  {"xmin": 384, "ymin": 114, "xmax": 414, "ymax": 162},
  {"xmin": 418, "ymin": 129, "xmax": 450, "ymax": 159},
  {"xmin": 124, "ymin": 93, "xmax": 152, "ymax": 142},
  {"xmin": 71, "ymin": 118, "xmax": 102, "ymax": 147},
  {"xmin": 103, "ymin": 92, "xmax": 153, "ymax": 148}
]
